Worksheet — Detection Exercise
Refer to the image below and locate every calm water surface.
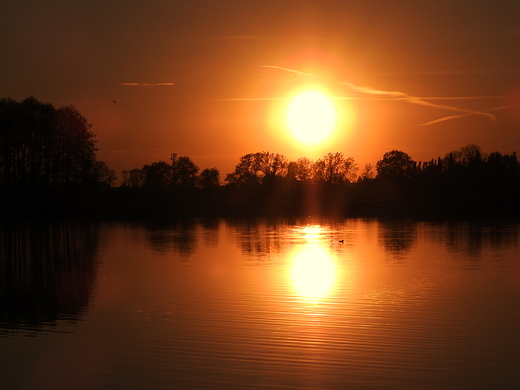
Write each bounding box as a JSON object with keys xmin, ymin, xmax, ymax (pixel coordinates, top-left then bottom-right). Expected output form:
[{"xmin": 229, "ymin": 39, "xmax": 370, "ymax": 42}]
[{"xmin": 1, "ymin": 218, "xmax": 519, "ymax": 389}]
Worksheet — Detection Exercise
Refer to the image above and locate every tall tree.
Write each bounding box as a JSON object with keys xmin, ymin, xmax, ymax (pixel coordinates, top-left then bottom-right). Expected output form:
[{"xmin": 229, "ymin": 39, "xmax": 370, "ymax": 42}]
[
  {"xmin": 127, "ymin": 168, "xmax": 145, "ymax": 187},
  {"xmin": 121, "ymin": 170, "xmax": 130, "ymax": 187},
  {"xmin": 312, "ymin": 152, "xmax": 358, "ymax": 184},
  {"xmin": 173, "ymin": 156, "xmax": 199, "ymax": 187},
  {"xmin": 460, "ymin": 144, "xmax": 483, "ymax": 167},
  {"xmin": 55, "ymin": 104, "xmax": 97, "ymax": 184},
  {"xmin": 259, "ymin": 152, "xmax": 288, "ymax": 179},
  {"xmin": 225, "ymin": 153, "xmax": 259, "ymax": 186},
  {"xmin": 94, "ymin": 161, "xmax": 117, "ymax": 187},
  {"xmin": 199, "ymin": 168, "xmax": 220, "ymax": 189},
  {"xmin": 358, "ymin": 163, "xmax": 376, "ymax": 181},
  {"xmin": 225, "ymin": 152, "xmax": 288, "ymax": 186},
  {"xmin": 144, "ymin": 161, "xmax": 172, "ymax": 188},
  {"xmin": 288, "ymin": 157, "xmax": 313, "ymax": 181},
  {"xmin": 376, "ymin": 150, "xmax": 416, "ymax": 179},
  {"xmin": 0, "ymin": 97, "xmax": 101, "ymax": 189}
]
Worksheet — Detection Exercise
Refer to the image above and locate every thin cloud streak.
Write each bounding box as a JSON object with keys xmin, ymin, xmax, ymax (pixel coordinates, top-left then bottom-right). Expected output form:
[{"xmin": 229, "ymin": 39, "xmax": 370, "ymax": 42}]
[
  {"xmin": 120, "ymin": 82, "xmax": 174, "ymax": 86},
  {"xmin": 415, "ymin": 96, "xmax": 520, "ymax": 100},
  {"xmin": 339, "ymin": 80, "xmax": 496, "ymax": 123},
  {"xmin": 417, "ymin": 114, "xmax": 473, "ymax": 126},
  {"xmin": 261, "ymin": 65, "xmax": 329, "ymax": 80},
  {"xmin": 262, "ymin": 65, "xmax": 500, "ymax": 125},
  {"xmin": 417, "ymin": 102, "xmax": 520, "ymax": 125},
  {"xmin": 216, "ymin": 97, "xmax": 286, "ymax": 101},
  {"xmin": 483, "ymin": 103, "xmax": 520, "ymax": 112}
]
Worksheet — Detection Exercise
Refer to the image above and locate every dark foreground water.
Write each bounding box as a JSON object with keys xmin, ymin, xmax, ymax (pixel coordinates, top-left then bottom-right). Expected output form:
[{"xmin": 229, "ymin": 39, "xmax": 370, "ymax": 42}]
[{"xmin": 1, "ymin": 218, "xmax": 519, "ymax": 389}]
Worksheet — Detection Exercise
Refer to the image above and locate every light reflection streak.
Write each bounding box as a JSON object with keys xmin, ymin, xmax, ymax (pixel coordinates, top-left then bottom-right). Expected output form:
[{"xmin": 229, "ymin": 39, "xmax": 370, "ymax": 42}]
[
  {"xmin": 290, "ymin": 245, "xmax": 336, "ymax": 302},
  {"xmin": 288, "ymin": 225, "xmax": 338, "ymax": 304}
]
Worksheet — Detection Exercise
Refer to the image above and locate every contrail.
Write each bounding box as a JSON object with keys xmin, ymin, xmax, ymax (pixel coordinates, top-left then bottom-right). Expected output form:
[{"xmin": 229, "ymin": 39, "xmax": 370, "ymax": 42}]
[
  {"xmin": 261, "ymin": 65, "xmax": 329, "ymax": 80},
  {"xmin": 417, "ymin": 114, "xmax": 473, "ymax": 126},
  {"xmin": 120, "ymin": 82, "xmax": 174, "ymax": 86},
  {"xmin": 483, "ymin": 103, "xmax": 520, "ymax": 112},
  {"xmin": 216, "ymin": 97, "xmax": 286, "ymax": 101},
  {"xmin": 262, "ymin": 65, "xmax": 499, "ymax": 125},
  {"xmin": 408, "ymin": 97, "xmax": 496, "ymax": 123},
  {"xmin": 416, "ymin": 101, "xmax": 520, "ymax": 125}
]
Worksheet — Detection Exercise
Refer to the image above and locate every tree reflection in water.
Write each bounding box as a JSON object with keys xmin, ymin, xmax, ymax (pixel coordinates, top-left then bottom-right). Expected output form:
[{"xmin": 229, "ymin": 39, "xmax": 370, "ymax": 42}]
[
  {"xmin": 427, "ymin": 220, "xmax": 518, "ymax": 258},
  {"xmin": 378, "ymin": 220, "xmax": 418, "ymax": 264},
  {"xmin": 0, "ymin": 221, "xmax": 99, "ymax": 335},
  {"xmin": 231, "ymin": 219, "xmax": 291, "ymax": 262},
  {"xmin": 376, "ymin": 219, "xmax": 519, "ymax": 267},
  {"xmin": 144, "ymin": 219, "xmax": 198, "ymax": 258}
]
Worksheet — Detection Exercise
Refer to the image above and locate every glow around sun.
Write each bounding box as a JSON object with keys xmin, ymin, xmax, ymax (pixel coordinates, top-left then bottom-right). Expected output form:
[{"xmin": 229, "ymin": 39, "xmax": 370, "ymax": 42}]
[{"xmin": 286, "ymin": 90, "xmax": 337, "ymax": 145}]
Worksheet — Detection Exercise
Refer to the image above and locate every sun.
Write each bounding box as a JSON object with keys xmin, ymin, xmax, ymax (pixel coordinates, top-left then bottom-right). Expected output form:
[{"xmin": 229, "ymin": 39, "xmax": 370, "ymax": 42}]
[{"xmin": 286, "ymin": 90, "xmax": 337, "ymax": 145}]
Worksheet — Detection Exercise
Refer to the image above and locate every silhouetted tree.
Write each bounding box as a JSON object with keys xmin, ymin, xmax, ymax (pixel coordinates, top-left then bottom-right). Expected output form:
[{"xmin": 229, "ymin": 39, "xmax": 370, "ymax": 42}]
[
  {"xmin": 144, "ymin": 161, "xmax": 172, "ymax": 188},
  {"xmin": 487, "ymin": 151, "xmax": 519, "ymax": 175},
  {"xmin": 261, "ymin": 152, "xmax": 289, "ymax": 178},
  {"xmin": 288, "ymin": 157, "xmax": 313, "ymax": 181},
  {"xmin": 173, "ymin": 156, "xmax": 199, "ymax": 187},
  {"xmin": 312, "ymin": 152, "xmax": 358, "ymax": 184},
  {"xmin": 0, "ymin": 97, "xmax": 100, "ymax": 189},
  {"xmin": 438, "ymin": 144, "xmax": 484, "ymax": 194},
  {"xmin": 55, "ymin": 104, "xmax": 98, "ymax": 184},
  {"xmin": 358, "ymin": 163, "xmax": 376, "ymax": 182},
  {"xmin": 121, "ymin": 170, "xmax": 130, "ymax": 187},
  {"xmin": 376, "ymin": 150, "xmax": 416, "ymax": 178},
  {"xmin": 94, "ymin": 161, "xmax": 117, "ymax": 187},
  {"xmin": 461, "ymin": 143, "xmax": 483, "ymax": 167},
  {"xmin": 199, "ymin": 168, "xmax": 220, "ymax": 189},
  {"xmin": 225, "ymin": 151, "xmax": 288, "ymax": 186},
  {"xmin": 128, "ymin": 168, "xmax": 145, "ymax": 187},
  {"xmin": 441, "ymin": 144, "xmax": 484, "ymax": 172},
  {"xmin": 481, "ymin": 151, "xmax": 520, "ymax": 199},
  {"xmin": 225, "ymin": 153, "xmax": 259, "ymax": 186}
]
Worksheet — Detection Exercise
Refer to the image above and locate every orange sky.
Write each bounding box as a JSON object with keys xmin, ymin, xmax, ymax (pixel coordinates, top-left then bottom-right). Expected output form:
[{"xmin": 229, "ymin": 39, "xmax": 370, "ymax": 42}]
[{"xmin": 2, "ymin": 0, "xmax": 520, "ymax": 180}]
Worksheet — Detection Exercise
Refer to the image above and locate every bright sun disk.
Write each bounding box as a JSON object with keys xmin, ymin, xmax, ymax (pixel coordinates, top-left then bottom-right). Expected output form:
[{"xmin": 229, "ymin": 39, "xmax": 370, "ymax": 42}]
[{"xmin": 286, "ymin": 90, "xmax": 336, "ymax": 145}]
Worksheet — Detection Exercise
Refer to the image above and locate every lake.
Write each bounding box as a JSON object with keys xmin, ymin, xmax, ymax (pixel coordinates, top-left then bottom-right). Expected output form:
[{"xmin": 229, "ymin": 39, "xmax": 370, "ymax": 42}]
[{"xmin": 1, "ymin": 218, "xmax": 519, "ymax": 389}]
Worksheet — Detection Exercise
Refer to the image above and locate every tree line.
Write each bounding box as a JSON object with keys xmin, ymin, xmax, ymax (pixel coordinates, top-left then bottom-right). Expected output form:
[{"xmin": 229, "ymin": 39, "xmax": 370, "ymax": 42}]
[
  {"xmin": 121, "ymin": 145, "xmax": 520, "ymax": 218},
  {"xmin": 121, "ymin": 155, "xmax": 219, "ymax": 189},
  {"xmin": 120, "ymin": 151, "xmax": 360, "ymax": 190},
  {"xmin": 2, "ymin": 97, "xmax": 520, "ymax": 218},
  {"xmin": 122, "ymin": 145, "xmax": 519, "ymax": 192}
]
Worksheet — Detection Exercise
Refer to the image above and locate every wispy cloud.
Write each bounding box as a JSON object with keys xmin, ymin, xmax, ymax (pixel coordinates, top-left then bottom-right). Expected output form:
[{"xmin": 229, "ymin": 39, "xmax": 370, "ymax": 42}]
[
  {"xmin": 415, "ymin": 101, "xmax": 520, "ymax": 125},
  {"xmin": 212, "ymin": 35, "xmax": 265, "ymax": 41},
  {"xmin": 261, "ymin": 65, "xmax": 325, "ymax": 79},
  {"xmin": 261, "ymin": 65, "xmax": 504, "ymax": 125},
  {"xmin": 120, "ymin": 82, "xmax": 174, "ymax": 86},
  {"xmin": 216, "ymin": 97, "xmax": 286, "ymax": 101},
  {"xmin": 417, "ymin": 113, "xmax": 474, "ymax": 126},
  {"xmin": 483, "ymin": 103, "xmax": 520, "ymax": 112}
]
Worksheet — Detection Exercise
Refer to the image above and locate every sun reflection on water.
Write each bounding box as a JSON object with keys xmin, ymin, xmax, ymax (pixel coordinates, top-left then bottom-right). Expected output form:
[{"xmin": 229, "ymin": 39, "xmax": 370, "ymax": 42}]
[{"xmin": 288, "ymin": 225, "xmax": 338, "ymax": 303}]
